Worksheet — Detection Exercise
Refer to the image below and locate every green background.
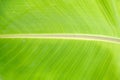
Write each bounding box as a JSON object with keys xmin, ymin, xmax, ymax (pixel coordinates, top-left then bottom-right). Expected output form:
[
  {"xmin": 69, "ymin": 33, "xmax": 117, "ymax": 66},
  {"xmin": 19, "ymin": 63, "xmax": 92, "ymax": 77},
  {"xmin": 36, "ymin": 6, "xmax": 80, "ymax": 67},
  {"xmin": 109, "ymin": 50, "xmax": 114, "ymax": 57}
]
[{"xmin": 0, "ymin": 0, "xmax": 120, "ymax": 80}]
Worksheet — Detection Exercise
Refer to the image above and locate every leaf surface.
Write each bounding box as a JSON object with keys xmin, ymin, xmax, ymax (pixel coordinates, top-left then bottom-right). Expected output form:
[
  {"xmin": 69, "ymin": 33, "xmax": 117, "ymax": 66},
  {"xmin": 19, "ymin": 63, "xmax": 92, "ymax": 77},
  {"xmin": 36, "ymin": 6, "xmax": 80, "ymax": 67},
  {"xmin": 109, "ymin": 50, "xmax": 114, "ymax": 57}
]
[{"xmin": 0, "ymin": 0, "xmax": 120, "ymax": 80}]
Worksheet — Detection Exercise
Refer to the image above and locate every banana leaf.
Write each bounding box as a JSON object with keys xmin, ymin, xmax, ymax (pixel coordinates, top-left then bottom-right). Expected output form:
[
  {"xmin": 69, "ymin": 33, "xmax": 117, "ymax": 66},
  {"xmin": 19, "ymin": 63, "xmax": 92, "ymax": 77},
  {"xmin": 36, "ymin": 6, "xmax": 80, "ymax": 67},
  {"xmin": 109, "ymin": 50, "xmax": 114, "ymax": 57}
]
[{"xmin": 0, "ymin": 0, "xmax": 120, "ymax": 80}]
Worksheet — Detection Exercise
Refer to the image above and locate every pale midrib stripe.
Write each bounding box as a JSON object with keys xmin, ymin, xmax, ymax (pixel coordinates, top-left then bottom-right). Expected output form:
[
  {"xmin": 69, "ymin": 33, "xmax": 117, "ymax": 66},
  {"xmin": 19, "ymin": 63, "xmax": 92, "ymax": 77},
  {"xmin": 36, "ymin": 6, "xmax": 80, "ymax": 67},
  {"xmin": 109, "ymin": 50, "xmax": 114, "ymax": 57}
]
[{"xmin": 0, "ymin": 34, "xmax": 120, "ymax": 44}]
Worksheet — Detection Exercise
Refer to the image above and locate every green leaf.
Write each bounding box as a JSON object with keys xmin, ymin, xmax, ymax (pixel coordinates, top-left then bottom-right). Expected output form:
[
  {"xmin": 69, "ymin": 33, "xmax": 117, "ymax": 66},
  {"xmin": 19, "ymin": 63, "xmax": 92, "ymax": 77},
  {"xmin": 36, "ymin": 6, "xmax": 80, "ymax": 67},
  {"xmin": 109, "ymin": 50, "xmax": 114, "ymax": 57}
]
[{"xmin": 0, "ymin": 0, "xmax": 120, "ymax": 80}]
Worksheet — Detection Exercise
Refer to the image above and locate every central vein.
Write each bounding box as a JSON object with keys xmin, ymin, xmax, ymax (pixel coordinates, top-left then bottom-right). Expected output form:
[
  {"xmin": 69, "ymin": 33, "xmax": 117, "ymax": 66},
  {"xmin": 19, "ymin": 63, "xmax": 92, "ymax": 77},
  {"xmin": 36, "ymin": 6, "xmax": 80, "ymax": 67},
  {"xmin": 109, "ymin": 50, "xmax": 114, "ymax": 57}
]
[{"xmin": 0, "ymin": 34, "xmax": 120, "ymax": 44}]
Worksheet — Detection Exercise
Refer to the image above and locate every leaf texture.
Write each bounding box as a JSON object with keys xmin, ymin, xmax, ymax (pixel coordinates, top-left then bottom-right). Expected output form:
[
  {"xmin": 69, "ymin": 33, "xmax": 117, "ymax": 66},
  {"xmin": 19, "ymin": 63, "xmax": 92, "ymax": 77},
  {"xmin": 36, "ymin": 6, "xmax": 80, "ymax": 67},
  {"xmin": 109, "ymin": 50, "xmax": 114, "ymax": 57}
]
[
  {"xmin": 0, "ymin": 0, "xmax": 120, "ymax": 80},
  {"xmin": 0, "ymin": 0, "xmax": 120, "ymax": 36}
]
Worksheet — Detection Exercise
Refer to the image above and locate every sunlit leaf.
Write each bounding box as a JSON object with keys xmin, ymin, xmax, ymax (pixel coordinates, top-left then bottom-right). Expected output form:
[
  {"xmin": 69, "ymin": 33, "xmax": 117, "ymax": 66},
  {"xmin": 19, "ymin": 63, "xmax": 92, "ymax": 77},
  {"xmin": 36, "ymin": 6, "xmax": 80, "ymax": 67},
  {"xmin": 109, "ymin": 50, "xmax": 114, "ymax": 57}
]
[{"xmin": 0, "ymin": 0, "xmax": 120, "ymax": 80}]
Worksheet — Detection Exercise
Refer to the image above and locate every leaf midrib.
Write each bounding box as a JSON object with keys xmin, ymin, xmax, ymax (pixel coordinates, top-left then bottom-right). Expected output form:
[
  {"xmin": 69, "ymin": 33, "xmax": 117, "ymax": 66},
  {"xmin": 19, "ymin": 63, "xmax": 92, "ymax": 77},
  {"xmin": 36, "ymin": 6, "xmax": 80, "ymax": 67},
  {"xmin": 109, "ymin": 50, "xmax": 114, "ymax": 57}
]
[{"xmin": 0, "ymin": 34, "xmax": 120, "ymax": 44}]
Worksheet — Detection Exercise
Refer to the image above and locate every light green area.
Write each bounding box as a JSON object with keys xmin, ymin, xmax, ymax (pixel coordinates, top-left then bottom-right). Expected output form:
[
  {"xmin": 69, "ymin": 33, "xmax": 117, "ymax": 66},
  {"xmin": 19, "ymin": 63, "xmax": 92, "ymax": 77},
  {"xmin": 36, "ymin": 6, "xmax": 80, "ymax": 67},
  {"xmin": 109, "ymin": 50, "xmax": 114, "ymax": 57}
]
[
  {"xmin": 0, "ymin": 39, "xmax": 120, "ymax": 80},
  {"xmin": 0, "ymin": 0, "xmax": 120, "ymax": 80},
  {"xmin": 0, "ymin": 0, "xmax": 120, "ymax": 37}
]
